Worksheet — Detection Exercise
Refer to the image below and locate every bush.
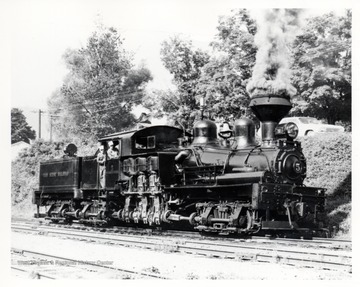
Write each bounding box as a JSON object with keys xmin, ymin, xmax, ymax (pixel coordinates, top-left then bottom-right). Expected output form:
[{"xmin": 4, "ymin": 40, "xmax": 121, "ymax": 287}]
[
  {"xmin": 301, "ymin": 133, "xmax": 351, "ymax": 194},
  {"xmin": 300, "ymin": 132, "xmax": 351, "ymax": 237}
]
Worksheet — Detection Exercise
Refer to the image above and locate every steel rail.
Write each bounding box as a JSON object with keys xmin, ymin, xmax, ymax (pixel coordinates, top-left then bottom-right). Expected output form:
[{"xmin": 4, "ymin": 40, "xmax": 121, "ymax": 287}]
[
  {"xmin": 12, "ymin": 224, "xmax": 351, "ymax": 272},
  {"xmin": 11, "ymin": 220, "xmax": 351, "ymax": 250},
  {"xmin": 12, "ymin": 223, "xmax": 351, "ymax": 256}
]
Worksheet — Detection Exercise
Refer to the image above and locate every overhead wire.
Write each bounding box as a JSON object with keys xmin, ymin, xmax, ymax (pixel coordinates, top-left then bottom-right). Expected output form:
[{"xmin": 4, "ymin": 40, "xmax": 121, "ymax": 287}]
[
  {"xmin": 45, "ymin": 87, "xmax": 146, "ymax": 115},
  {"xmin": 20, "ymin": 85, "xmax": 169, "ymax": 119},
  {"xmin": 46, "ymin": 97, "xmax": 145, "ymax": 118},
  {"xmin": 54, "ymin": 88, "xmax": 146, "ymax": 110}
]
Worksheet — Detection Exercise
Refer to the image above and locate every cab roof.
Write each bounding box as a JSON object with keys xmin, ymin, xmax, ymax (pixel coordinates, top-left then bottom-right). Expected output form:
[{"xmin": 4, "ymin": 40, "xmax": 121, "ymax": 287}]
[{"xmin": 98, "ymin": 125, "xmax": 187, "ymax": 142}]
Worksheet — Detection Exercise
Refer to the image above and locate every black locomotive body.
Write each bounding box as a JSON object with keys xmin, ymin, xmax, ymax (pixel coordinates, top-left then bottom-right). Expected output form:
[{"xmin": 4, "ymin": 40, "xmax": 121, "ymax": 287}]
[{"xmin": 33, "ymin": 94, "xmax": 326, "ymax": 236}]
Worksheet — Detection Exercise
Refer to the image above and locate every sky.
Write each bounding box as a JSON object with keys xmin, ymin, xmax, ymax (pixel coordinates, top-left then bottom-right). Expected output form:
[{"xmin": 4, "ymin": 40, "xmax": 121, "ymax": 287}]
[
  {"xmin": 9, "ymin": 0, "xmax": 255, "ymax": 138},
  {"xmin": 4, "ymin": 0, "xmax": 358, "ymax": 140}
]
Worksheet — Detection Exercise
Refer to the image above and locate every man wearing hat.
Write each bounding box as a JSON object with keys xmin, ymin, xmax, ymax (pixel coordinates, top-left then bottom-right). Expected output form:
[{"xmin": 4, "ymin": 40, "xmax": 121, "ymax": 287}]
[
  {"xmin": 218, "ymin": 122, "xmax": 233, "ymax": 147},
  {"xmin": 107, "ymin": 141, "xmax": 119, "ymax": 159}
]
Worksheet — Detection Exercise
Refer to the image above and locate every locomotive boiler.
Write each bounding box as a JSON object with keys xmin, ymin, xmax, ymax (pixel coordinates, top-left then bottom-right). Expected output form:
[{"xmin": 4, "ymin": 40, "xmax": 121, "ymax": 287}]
[
  {"xmin": 33, "ymin": 93, "xmax": 326, "ymax": 237},
  {"xmin": 162, "ymin": 94, "xmax": 325, "ymax": 235}
]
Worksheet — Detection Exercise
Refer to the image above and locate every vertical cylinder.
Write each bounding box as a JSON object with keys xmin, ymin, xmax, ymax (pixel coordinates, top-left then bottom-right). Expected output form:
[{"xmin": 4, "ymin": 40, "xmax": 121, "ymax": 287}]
[
  {"xmin": 233, "ymin": 118, "xmax": 256, "ymax": 148},
  {"xmin": 261, "ymin": 121, "xmax": 278, "ymax": 143}
]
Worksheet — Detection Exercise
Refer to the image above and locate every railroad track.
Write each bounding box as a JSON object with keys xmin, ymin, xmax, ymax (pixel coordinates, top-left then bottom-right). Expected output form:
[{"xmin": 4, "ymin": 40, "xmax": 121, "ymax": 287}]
[
  {"xmin": 12, "ymin": 222, "xmax": 352, "ymax": 272},
  {"xmin": 12, "ymin": 219, "xmax": 352, "ymax": 250},
  {"xmin": 11, "ymin": 247, "xmax": 169, "ymax": 279}
]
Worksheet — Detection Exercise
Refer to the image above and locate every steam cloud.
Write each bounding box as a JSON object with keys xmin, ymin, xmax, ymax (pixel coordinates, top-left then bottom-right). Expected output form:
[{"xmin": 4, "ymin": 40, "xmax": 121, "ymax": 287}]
[{"xmin": 247, "ymin": 9, "xmax": 303, "ymax": 98}]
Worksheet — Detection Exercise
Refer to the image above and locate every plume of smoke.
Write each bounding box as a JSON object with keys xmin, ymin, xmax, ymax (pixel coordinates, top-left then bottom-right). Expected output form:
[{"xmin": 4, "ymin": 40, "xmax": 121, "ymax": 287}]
[{"xmin": 247, "ymin": 9, "xmax": 303, "ymax": 98}]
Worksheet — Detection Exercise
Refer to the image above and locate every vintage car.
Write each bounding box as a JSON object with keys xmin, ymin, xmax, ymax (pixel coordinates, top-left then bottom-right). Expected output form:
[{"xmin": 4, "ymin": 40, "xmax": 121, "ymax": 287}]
[{"xmin": 278, "ymin": 117, "xmax": 345, "ymax": 138}]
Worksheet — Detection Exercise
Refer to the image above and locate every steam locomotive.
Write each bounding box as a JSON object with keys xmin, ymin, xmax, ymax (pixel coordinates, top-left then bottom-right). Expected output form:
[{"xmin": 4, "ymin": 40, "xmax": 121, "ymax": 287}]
[{"xmin": 33, "ymin": 94, "xmax": 326, "ymax": 237}]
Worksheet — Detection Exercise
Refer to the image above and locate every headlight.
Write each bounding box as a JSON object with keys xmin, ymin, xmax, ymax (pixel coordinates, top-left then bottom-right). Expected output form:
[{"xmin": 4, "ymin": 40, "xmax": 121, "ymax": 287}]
[{"xmin": 285, "ymin": 123, "xmax": 299, "ymax": 139}]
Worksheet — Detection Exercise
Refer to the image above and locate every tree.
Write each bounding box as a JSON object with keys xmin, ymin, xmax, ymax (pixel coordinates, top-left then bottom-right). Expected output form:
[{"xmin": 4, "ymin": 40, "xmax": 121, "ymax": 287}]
[
  {"xmin": 197, "ymin": 9, "xmax": 257, "ymax": 121},
  {"xmin": 291, "ymin": 11, "xmax": 351, "ymax": 124},
  {"xmin": 11, "ymin": 108, "xmax": 36, "ymax": 144},
  {"xmin": 155, "ymin": 36, "xmax": 210, "ymax": 129},
  {"xmin": 48, "ymin": 25, "xmax": 152, "ymax": 141},
  {"xmin": 143, "ymin": 88, "xmax": 192, "ymax": 128}
]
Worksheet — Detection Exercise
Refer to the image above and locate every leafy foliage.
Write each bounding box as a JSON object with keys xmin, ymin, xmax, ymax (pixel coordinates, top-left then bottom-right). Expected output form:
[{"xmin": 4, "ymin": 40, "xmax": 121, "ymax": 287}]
[
  {"xmin": 11, "ymin": 108, "xmax": 36, "ymax": 144},
  {"xmin": 197, "ymin": 9, "xmax": 257, "ymax": 121},
  {"xmin": 291, "ymin": 11, "xmax": 351, "ymax": 124},
  {"xmin": 152, "ymin": 36, "xmax": 210, "ymax": 129},
  {"xmin": 142, "ymin": 89, "xmax": 188, "ymax": 126},
  {"xmin": 48, "ymin": 25, "xmax": 152, "ymax": 141},
  {"xmin": 148, "ymin": 11, "xmax": 258, "ymax": 127},
  {"xmin": 302, "ymin": 133, "xmax": 351, "ymax": 195},
  {"xmin": 301, "ymin": 133, "xmax": 351, "ymax": 236}
]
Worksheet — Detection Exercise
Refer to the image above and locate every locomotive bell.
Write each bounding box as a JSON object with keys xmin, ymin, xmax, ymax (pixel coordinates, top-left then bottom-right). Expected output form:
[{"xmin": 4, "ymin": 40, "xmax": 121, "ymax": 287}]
[
  {"xmin": 233, "ymin": 118, "xmax": 256, "ymax": 148},
  {"xmin": 192, "ymin": 119, "xmax": 218, "ymax": 145}
]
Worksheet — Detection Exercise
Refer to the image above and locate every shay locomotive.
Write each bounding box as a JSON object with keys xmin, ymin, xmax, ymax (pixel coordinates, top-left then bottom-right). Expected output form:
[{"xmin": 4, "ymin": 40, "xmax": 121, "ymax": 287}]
[{"xmin": 33, "ymin": 94, "xmax": 326, "ymax": 237}]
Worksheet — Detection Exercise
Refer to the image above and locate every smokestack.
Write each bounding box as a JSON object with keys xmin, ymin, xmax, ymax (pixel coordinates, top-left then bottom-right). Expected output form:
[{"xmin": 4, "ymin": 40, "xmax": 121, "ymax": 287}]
[
  {"xmin": 246, "ymin": 9, "xmax": 302, "ymax": 145},
  {"xmin": 250, "ymin": 92, "xmax": 291, "ymax": 145}
]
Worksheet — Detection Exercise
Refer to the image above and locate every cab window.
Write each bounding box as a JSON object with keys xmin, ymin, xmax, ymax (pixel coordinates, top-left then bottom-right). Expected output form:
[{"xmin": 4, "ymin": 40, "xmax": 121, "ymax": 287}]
[{"xmin": 135, "ymin": 136, "xmax": 156, "ymax": 149}]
